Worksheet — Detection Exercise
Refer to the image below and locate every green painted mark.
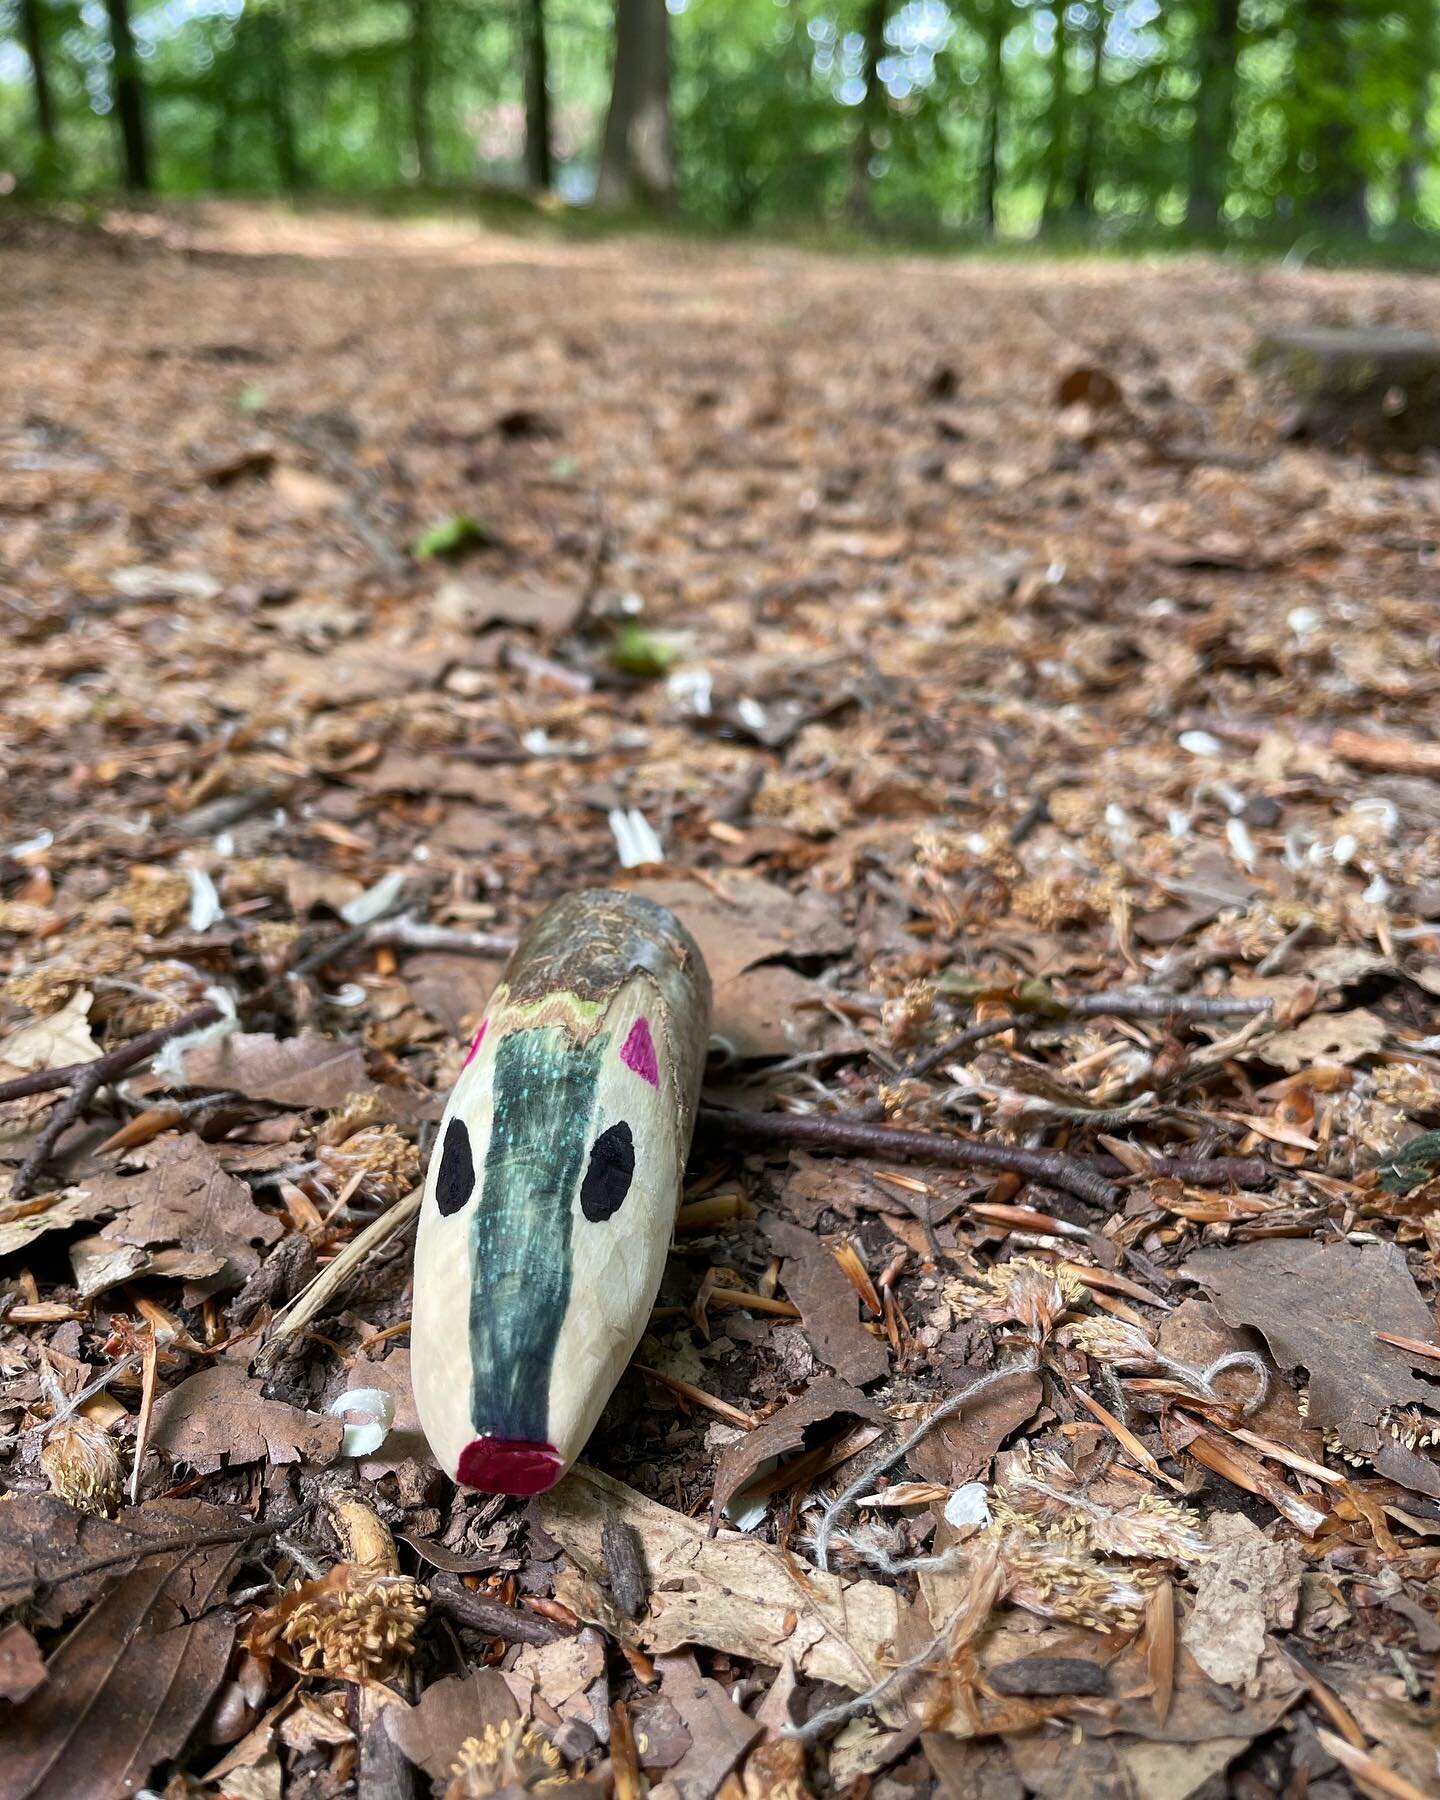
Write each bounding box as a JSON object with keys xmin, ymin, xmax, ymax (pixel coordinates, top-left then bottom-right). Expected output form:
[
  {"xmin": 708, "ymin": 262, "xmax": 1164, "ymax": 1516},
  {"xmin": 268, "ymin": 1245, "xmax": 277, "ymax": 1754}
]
[{"xmin": 468, "ymin": 1022, "xmax": 605, "ymax": 1443}]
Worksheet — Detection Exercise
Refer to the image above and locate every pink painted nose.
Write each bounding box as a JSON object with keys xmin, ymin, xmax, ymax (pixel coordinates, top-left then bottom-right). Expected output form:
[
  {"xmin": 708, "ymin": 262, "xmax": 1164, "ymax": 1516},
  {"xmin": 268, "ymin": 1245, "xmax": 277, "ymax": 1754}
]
[{"xmin": 457, "ymin": 1436, "xmax": 564, "ymax": 1495}]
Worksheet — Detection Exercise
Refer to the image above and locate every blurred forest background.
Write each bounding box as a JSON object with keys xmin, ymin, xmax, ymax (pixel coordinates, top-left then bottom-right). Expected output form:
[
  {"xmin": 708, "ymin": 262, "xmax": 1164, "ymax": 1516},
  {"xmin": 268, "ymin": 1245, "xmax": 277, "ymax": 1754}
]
[{"xmin": 1, "ymin": 0, "xmax": 1437, "ymax": 251}]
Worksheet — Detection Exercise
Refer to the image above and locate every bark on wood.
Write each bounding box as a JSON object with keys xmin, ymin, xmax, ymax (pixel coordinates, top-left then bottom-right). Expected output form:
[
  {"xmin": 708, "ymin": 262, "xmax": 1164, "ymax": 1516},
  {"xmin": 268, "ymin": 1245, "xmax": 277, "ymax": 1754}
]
[
  {"xmin": 596, "ymin": 0, "xmax": 674, "ymax": 210},
  {"xmin": 103, "ymin": 0, "xmax": 151, "ymax": 192},
  {"xmin": 1257, "ymin": 327, "xmax": 1440, "ymax": 453}
]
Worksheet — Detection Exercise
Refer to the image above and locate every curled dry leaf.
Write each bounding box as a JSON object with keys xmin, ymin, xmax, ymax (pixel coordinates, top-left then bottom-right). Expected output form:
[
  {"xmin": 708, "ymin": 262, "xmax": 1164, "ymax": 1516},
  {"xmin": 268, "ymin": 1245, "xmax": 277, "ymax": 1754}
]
[
  {"xmin": 709, "ymin": 1375, "xmax": 881, "ymax": 1522},
  {"xmin": 1260, "ymin": 1008, "xmax": 1388, "ymax": 1073}
]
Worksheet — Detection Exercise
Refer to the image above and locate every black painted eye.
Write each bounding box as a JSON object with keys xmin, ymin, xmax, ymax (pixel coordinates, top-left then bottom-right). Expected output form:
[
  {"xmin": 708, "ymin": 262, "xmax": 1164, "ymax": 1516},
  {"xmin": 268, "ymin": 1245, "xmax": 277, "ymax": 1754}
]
[
  {"xmin": 435, "ymin": 1118, "xmax": 475, "ymax": 1217},
  {"xmin": 581, "ymin": 1121, "xmax": 634, "ymax": 1222}
]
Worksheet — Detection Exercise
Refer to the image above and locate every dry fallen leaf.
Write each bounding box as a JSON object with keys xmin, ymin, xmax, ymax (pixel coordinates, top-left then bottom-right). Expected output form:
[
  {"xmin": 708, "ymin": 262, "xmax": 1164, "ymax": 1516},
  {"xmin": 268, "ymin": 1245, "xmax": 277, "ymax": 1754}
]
[
  {"xmin": 907, "ymin": 1368, "xmax": 1043, "ymax": 1488},
  {"xmin": 1180, "ymin": 1513, "xmax": 1302, "ymax": 1693},
  {"xmin": 148, "ymin": 1361, "xmax": 342, "ymax": 1472},
  {"xmin": 1260, "ymin": 1008, "xmax": 1388, "ymax": 1072},
  {"xmin": 0, "ymin": 989, "xmax": 99, "ymax": 1073},
  {"xmin": 538, "ymin": 1465, "xmax": 902, "ymax": 1697},
  {"xmin": 649, "ymin": 1650, "xmax": 761, "ymax": 1800},
  {"xmin": 710, "ymin": 1375, "xmax": 880, "ymax": 1521},
  {"xmin": 628, "ymin": 875, "xmax": 862, "ymax": 1059},
  {"xmin": 93, "ymin": 1134, "xmax": 283, "ymax": 1297},
  {"xmin": 0, "ymin": 1621, "xmax": 47, "ymax": 1703},
  {"xmin": 763, "ymin": 1215, "xmax": 890, "ymax": 1387},
  {"xmin": 1187, "ymin": 1237, "xmax": 1440, "ymax": 1490},
  {"xmin": 180, "ymin": 1028, "xmax": 370, "ymax": 1107},
  {"xmin": 385, "ymin": 1669, "xmax": 520, "ymax": 1781},
  {"xmin": 3, "ymin": 1500, "xmax": 243, "ymax": 1799},
  {"xmin": 0, "ymin": 1186, "xmax": 116, "ymax": 1260}
]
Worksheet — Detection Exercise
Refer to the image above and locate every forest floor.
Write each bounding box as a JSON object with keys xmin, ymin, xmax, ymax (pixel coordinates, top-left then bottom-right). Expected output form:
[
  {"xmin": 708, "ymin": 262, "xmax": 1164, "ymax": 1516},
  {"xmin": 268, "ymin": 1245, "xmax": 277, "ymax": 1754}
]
[{"xmin": 3, "ymin": 201, "xmax": 1440, "ymax": 1800}]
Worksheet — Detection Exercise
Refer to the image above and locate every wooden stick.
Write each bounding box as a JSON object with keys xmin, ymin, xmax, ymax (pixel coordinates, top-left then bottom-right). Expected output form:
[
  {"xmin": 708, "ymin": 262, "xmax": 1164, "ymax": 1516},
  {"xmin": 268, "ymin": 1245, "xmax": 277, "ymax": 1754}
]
[
  {"xmin": 0, "ymin": 1001, "xmax": 222, "ymax": 1105},
  {"xmin": 700, "ymin": 1106, "xmax": 1122, "ymax": 1208},
  {"xmin": 702, "ymin": 1105, "xmax": 1268, "ymax": 1198},
  {"xmin": 426, "ymin": 1571, "xmax": 571, "ymax": 1645}
]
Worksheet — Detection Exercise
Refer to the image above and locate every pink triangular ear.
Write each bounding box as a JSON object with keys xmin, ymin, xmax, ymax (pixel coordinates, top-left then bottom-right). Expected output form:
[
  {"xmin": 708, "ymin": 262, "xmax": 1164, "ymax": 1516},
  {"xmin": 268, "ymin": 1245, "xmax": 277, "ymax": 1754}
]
[{"xmin": 620, "ymin": 1016, "xmax": 659, "ymax": 1087}]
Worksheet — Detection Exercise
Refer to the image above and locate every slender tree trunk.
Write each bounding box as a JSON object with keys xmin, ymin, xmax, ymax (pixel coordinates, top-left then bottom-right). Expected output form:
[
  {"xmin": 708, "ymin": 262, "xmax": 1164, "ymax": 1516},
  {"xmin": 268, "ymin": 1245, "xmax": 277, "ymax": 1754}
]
[
  {"xmin": 847, "ymin": 0, "xmax": 888, "ymax": 223},
  {"xmin": 1292, "ymin": 0, "xmax": 1366, "ymax": 233},
  {"xmin": 978, "ymin": 0, "xmax": 1007, "ymax": 235},
  {"xmin": 258, "ymin": 8, "xmax": 304, "ymax": 191},
  {"xmin": 1398, "ymin": 12, "xmax": 1431, "ymax": 229},
  {"xmin": 103, "ymin": 0, "xmax": 151, "ymax": 192},
  {"xmin": 1188, "ymin": 0, "xmax": 1239, "ymax": 232},
  {"xmin": 1072, "ymin": 1, "xmax": 1104, "ymax": 218},
  {"xmin": 408, "ymin": 0, "xmax": 435, "ymax": 183},
  {"xmin": 521, "ymin": 0, "xmax": 553, "ymax": 189},
  {"xmin": 1400, "ymin": 86, "xmax": 1430, "ymax": 225},
  {"xmin": 211, "ymin": 95, "xmax": 234, "ymax": 190},
  {"xmin": 1043, "ymin": 0, "xmax": 1068, "ymax": 223},
  {"xmin": 596, "ymin": 0, "xmax": 674, "ymax": 210},
  {"xmin": 20, "ymin": 0, "xmax": 56, "ymax": 158}
]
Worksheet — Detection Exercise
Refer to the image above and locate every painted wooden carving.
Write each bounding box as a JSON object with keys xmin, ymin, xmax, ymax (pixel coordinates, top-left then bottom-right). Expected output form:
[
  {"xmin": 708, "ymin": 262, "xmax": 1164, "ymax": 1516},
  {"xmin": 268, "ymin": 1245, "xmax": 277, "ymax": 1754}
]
[{"xmin": 411, "ymin": 889, "xmax": 711, "ymax": 1495}]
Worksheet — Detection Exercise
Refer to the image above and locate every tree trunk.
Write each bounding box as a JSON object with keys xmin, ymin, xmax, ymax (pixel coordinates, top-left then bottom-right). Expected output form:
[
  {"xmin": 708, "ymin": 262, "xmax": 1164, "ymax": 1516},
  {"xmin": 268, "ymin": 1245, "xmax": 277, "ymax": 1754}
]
[
  {"xmin": 1187, "ymin": 0, "xmax": 1238, "ymax": 231},
  {"xmin": 103, "ymin": 0, "xmax": 151, "ymax": 192},
  {"xmin": 1072, "ymin": 1, "xmax": 1104, "ymax": 218},
  {"xmin": 408, "ymin": 0, "xmax": 435, "ymax": 184},
  {"xmin": 847, "ymin": 0, "xmax": 888, "ymax": 224},
  {"xmin": 1292, "ymin": 0, "xmax": 1366, "ymax": 233},
  {"xmin": 596, "ymin": 0, "xmax": 674, "ymax": 210},
  {"xmin": 1042, "ymin": 0, "xmax": 1067, "ymax": 223},
  {"xmin": 978, "ymin": 0, "xmax": 1007, "ymax": 235},
  {"xmin": 1397, "ymin": 12, "xmax": 1431, "ymax": 228},
  {"xmin": 258, "ymin": 7, "xmax": 304, "ymax": 191},
  {"xmin": 521, "ymin": 0, "xmax": 553, "ymax": 190},
  {"xmin": 20, "ymin": 0, "xmax": 56, "ymax": 157}
]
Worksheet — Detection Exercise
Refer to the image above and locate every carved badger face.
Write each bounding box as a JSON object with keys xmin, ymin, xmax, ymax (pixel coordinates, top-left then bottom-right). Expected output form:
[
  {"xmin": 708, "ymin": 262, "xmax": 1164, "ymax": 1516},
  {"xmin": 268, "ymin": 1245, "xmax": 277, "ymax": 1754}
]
[{"xmin": 411, "ymin": 971, "xmax": 682, "ymax": 1494}]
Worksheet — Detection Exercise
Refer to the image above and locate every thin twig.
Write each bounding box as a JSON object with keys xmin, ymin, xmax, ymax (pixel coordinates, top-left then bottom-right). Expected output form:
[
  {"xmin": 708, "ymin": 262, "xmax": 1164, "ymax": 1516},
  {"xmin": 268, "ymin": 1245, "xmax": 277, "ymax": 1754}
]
[
  {"xmin": 901, "ymin": 1015, "xmax": 1024, "ymax": 1081},
  {"xmin": 0, "ymin": 1000, "xmax": 222, "ymax": 1105},
  {"xmin": 1063, "ymin": 990, "xmax": 1272, "ymax": 1020},
  {"xmin": 426, "ymin": 1571, "xmax": 571, "ymax": 1645},
  {"xmin": 1, "ymin": 1508, "xmax": 307, "ymax": 1609},
  {"xmin": 699, "ymin": 1105, "xmax": 1121, "ymax": 1208},
  {"xmin": 360, "ymin": 915, "xmax": 517, "ymax": 959}
]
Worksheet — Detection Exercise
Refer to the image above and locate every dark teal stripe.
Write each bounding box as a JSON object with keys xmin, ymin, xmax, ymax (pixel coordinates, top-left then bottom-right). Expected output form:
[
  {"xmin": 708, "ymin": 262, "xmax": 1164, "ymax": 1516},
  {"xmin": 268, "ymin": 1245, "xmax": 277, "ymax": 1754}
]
[{"xmin": 468, "ymin": 1023, "xmax": 604, "ymax": 1443}]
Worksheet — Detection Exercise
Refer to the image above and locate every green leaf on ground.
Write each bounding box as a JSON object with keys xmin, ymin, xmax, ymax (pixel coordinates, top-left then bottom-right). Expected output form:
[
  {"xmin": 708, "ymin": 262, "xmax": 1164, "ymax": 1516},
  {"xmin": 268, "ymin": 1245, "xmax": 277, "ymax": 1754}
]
[{"xmin": 412, "ymin": 513, "xmax": 490, "ymax": 560}]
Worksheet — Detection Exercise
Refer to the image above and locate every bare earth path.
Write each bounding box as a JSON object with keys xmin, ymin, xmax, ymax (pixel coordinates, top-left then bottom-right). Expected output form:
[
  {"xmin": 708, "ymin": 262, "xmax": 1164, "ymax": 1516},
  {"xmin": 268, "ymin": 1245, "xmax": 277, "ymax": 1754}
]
[{"xmin": 2, "ymin": 206, "xmax": 1439, "ymax": 1798}]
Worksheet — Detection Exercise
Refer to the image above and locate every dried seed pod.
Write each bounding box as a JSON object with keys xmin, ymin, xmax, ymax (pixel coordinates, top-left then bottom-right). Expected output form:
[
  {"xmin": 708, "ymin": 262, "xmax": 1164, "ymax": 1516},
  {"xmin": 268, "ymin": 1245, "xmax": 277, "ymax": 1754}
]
[
  {"xmin": 40, "ymin": 1413, "xmax": 124, "ymax": 1515},
  {"xmin": 412, "ymin": 889, "xmax": 711, "ymax": 1495}
]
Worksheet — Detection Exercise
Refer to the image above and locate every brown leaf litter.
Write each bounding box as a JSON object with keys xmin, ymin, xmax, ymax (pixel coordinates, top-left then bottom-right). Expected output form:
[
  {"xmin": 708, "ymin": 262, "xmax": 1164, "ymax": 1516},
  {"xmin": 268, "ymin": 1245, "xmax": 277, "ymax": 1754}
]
[{"xmin": 3, "ymin": 208, "xmax": 1440, "ymax": 1797}]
